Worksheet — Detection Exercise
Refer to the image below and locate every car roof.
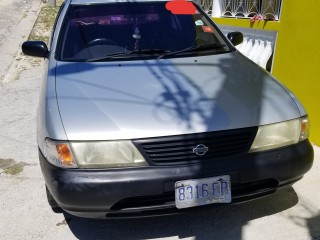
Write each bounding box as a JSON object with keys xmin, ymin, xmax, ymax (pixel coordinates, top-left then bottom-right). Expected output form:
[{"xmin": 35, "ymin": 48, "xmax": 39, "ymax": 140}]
[{"xmin": 71, "ymin": 0, "xmax": 169, "ymax": 5}]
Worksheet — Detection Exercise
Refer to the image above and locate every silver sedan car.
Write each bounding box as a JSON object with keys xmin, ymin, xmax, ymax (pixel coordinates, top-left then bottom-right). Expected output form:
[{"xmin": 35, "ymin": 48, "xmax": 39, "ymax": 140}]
[{"xmin": 22, "ymin": 0, "xmax": 313, "ymax": 218}]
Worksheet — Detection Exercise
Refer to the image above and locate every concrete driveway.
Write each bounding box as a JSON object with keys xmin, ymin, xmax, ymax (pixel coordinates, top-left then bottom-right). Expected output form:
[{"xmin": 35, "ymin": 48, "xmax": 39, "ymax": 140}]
[{"xmin": 0, "ymin": 1, "xmax": 320, "ymax": 239}]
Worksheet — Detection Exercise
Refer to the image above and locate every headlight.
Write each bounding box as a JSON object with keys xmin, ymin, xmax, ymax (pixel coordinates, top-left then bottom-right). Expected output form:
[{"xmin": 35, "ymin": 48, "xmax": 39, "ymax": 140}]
[
  {"xmin": 70, "ymin": 141, "xmax": 147, "ymax": 168},
  {"xmin": 43, "ymin": 139, "xmax": 77, "ymax": 168},
  {"xmin": 249, "ymin": 116, "xmax": 310, "ymax": 153}
]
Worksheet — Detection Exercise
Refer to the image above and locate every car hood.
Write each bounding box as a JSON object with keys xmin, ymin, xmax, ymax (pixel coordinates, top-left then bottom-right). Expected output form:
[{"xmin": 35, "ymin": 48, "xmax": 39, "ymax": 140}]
[{"xmin": 55, "ymin": 52, "xmax": 300, "ymax": 141}]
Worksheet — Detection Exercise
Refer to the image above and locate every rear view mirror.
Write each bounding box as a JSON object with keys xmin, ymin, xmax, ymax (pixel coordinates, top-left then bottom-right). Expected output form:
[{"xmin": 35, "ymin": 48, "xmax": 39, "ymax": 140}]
[
  {"xmin": 22, "ymin": 41, "xmax": 49, "ymax": 58},
  {"xmin": 227, "ymin": 32, "xmax": 244, "ymax": 46}
]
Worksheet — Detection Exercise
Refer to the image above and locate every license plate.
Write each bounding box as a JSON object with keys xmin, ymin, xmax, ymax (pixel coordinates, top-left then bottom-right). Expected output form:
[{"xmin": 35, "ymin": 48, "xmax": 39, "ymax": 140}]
[{"xmin": 175, "ymin": 175, "xmax": 231, "ymax": 209}]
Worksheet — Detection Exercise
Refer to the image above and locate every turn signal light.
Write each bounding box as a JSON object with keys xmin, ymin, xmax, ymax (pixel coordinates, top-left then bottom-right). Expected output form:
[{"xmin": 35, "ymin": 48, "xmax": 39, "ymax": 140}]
[{"xmin": 56, "ymin": 144, "xmax": 74, "ymax": 166}]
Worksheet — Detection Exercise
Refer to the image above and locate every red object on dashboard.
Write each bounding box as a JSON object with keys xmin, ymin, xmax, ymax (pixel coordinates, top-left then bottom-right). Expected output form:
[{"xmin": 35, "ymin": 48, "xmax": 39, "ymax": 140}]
[{"xmin": 165, "ymin": 0, "xmax": 197, "ymax": 15}]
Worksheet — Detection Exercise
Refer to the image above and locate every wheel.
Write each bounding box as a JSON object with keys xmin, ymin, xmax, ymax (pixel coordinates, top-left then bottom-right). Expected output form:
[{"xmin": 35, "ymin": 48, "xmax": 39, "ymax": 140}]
[
  {"xmin": 86, "ymin": 38, "xmax": 117, "ymax": 47},
  {"xmin": 46, "ymin": 185, "xmax": 60, "ymax": 209}
]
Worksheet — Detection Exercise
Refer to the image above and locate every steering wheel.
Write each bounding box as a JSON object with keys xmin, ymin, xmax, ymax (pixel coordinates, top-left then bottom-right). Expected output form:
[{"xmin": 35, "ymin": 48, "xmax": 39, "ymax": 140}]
[{"xmin": 86, "ymin": 38, "xmax": 117, "ymax": 47}]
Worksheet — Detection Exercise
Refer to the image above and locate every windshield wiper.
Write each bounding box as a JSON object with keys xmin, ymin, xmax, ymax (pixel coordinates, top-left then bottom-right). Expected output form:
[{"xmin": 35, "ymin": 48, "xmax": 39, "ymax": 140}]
[
  {"xmin": 158, "ymin": 43, "xmax": 227, "ymax": 59},
  {"xmin": 88, "ymin": 49, "xmax": 170, "ymax": 62}
]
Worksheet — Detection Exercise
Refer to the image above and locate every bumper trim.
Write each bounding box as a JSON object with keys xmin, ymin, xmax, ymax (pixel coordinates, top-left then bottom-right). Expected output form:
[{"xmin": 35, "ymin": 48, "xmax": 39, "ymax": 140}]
[{"xmin": 39, "ymin": 140, "xmax": 313, "ymax": 218}]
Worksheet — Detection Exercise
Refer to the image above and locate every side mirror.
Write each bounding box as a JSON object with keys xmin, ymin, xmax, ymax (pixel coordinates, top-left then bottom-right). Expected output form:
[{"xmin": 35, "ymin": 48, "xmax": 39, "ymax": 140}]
[
  {"xmin": 227, "ymin": 32, "xmax": 244, "ymax": 46},
  {"xmin": 22, "ymin": 41, "xmax": 49, "ymax": 58}
]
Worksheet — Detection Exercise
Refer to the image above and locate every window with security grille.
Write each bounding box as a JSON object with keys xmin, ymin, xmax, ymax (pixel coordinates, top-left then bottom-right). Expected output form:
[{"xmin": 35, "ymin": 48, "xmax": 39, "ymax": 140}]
[{"xmin": 211, "ymin": 0, "xmax": 282, "ymax": 21}]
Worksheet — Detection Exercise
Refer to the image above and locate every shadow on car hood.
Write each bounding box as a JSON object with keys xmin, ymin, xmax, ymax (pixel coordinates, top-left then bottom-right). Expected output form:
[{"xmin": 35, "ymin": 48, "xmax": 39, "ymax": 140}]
[{"xmin": 55, "ymin": 52, "xmax": 300, "ymax": 141}]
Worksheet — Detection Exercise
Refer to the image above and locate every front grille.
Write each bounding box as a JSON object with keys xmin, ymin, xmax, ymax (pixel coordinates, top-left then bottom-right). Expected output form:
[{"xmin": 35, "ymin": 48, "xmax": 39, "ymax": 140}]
[
  {"xmin": 110, "ymin": 192, "xmax": 175, "ymax": 211},
  {"xmin": 133, "ymin": 127, "xmax": 257, "ymax": 165}
]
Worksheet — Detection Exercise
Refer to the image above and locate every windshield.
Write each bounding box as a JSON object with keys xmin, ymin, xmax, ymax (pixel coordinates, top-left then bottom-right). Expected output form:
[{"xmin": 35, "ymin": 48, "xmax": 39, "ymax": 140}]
[{"xmin": 58, "ymin": 2, "xmax": 230, "ymax": 61}]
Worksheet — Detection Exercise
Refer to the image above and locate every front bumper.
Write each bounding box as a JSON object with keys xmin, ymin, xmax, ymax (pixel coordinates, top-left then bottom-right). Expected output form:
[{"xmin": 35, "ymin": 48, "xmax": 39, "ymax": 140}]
[{"xmin": 39, "ymin": 140, "xmax": 313, "ymax": 218}]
